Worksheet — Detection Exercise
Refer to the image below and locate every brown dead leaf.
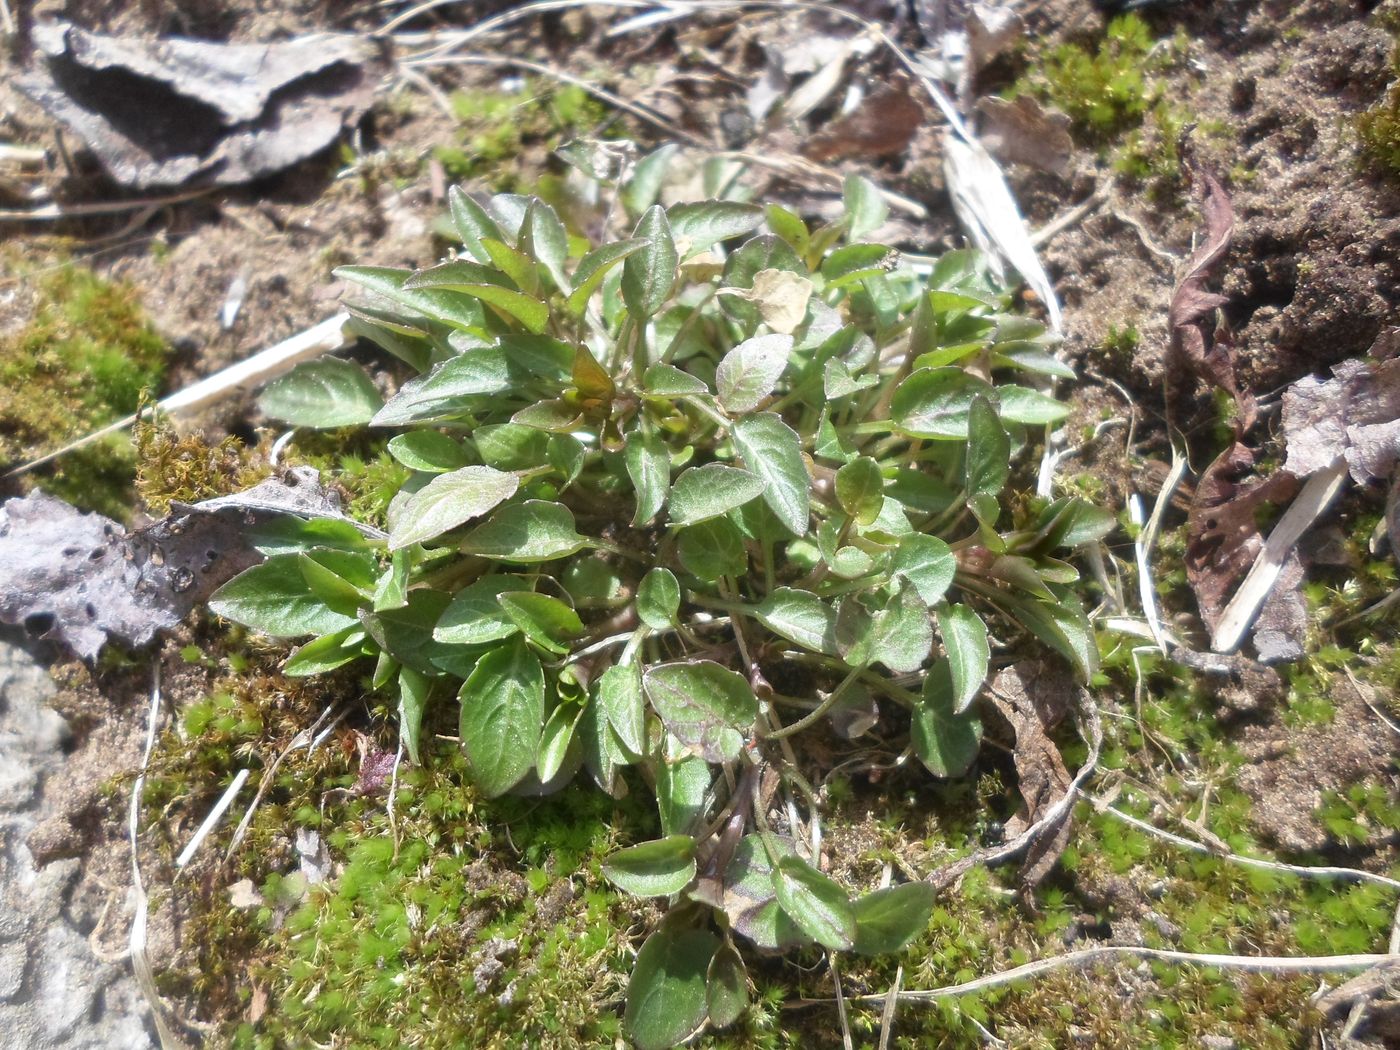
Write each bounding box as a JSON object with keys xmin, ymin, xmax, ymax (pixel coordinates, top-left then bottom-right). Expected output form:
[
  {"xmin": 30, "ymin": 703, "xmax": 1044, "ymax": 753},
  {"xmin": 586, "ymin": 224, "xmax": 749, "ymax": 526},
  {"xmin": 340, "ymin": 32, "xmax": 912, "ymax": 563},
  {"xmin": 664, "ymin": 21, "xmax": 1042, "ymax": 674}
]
[
  {"xmin": 802, "ymin": 80, "xmax": 924, "ymax": 163},
  {"xmin": 1167, "ymin": 170, "xmax": 1255, "ymax": 430},
  {"xmin": 985, "ymin": 661, "xmax": 1080, "ymax": 893},
  {"xmin": 1282, "ymin": 353, "xmax": 1400, "ymax": 485},
  {"xmin": 1185, "ymin": 441, "xmax": 1299, "ymax": 640},
  {"xmin": 975, "ymin": 95, "xmax": 1073, "ymax": 178},
  {"xmin": 18, "ymin": 21, "xmax": 381, "ymax": 189}
]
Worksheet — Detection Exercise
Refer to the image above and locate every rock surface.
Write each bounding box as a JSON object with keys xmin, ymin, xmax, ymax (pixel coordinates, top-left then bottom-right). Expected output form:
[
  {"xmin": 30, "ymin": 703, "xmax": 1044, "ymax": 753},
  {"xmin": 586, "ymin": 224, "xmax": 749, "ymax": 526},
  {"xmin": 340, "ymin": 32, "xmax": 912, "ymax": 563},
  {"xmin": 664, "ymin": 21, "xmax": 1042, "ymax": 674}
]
[{"xmin": 0, "ymin": 636, "xmax": 154, "ymax": 1049}]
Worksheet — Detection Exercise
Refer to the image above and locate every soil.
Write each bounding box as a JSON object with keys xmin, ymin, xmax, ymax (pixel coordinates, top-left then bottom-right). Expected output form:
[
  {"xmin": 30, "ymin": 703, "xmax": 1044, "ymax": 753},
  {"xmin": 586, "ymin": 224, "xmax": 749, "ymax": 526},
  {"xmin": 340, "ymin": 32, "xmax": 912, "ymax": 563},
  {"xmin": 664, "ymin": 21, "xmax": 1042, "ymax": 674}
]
[{"xmin": 1, "ymin": 0, "xmax": 1398, "ymax": 1047}]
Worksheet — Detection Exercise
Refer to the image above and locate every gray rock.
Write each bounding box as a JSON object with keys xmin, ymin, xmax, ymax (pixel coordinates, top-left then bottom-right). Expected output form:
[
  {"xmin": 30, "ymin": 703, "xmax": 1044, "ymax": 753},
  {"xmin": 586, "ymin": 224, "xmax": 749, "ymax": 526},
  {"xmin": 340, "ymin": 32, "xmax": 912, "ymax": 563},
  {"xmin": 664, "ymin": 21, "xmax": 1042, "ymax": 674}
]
[{"xmin": 0, "ymin": 637, "xmax": 154, "ymax": 1048}]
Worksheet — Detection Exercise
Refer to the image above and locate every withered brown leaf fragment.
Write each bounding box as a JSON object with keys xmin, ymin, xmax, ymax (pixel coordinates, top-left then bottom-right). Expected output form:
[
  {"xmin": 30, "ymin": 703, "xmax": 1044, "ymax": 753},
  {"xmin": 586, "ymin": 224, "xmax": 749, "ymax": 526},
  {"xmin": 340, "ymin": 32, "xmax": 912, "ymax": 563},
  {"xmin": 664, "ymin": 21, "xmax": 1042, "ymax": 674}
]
[
  {"xmin": 17, "ymin": 21, "xmax": 382, "ymax": 189},
  {"xmin": 985, "ymin": 661, "xmax": 1080, "ymax": 893},
  {"xmin": 0, "ymin": 469, "xmax": 374, "ymax": 660},
  {"xmin": 1167, "ymin": 169, "xmax": 1255, "ymax": 430},
  {"xmin": 802, "ymin": 80, "xmax": 925, "ymax": 163},
  {"xmin": 1185, "ymin": 440, "xmax": 1299, "ymax": 641}
]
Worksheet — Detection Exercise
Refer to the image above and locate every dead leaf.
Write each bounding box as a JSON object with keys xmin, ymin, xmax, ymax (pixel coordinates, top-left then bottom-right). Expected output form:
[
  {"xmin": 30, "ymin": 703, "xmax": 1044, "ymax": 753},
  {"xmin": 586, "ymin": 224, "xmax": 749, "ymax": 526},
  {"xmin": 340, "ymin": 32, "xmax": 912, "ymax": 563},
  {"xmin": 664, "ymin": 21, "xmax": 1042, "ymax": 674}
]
[
  {"xmin": 720, "ymin": 268, "xmax": 814, "ymax": 335},
  {"xmin": 985, "ymin": 661, "xmax": 1080, "ymax": 892},
  {"xmin": 1185, "ymin": 440, "xmax": 1299, "ymax": 641},
  {"xmin": 976, "ymin": 95, "xmax": 1073, "ymax": 178},
  {"xmin": 0, "ymin": 468, "xmax": 373, "ymax": 660},
  {"xmin": 802, "ymin": 80, "xmax": 924, "ymax": 163},
  {"xmin": 18, "ymin": 21, "xmax": 381, "ymax": 189},
  {"xmin": 1167, "ymin": 170, "xmax": 1254, "ymax": 429},
  {"xmin": 1282, "ymin": 355, "xmax": 1400, "ymax": 486}
]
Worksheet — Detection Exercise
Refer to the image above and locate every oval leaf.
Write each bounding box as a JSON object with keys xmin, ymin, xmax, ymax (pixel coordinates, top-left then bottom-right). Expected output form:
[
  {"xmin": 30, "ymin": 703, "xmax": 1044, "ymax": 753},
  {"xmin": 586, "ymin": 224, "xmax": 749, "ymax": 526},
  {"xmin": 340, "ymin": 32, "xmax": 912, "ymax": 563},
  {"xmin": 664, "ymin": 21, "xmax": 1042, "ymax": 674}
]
[
  {"xmin": 643, "ymin": 660, "xmax": 759, "ymax": 763},
  {"xmin": 936, "ymin": 602, "xmax": 989, "ymax": 713},
  {"xmin": 637, "ymin": 567, "xmax": 681, "ymax": 630},
  {"xmin": 910, "ymin": 660, "xmax": 983, "ymax": 778},
  {"xmin": 259, "ymin": 358, "xmax": 383, "ymax": 428},
  {"xmin": 669, "ymin": 463, "xmax": 766, "ymax": 526},
  {"xmin": 852, "ymin": 883, "xmax": 937, "ymax": 955},
  {"xmin": 732, "ymin": 413, "xmax": 810, "ymax": 535},
  {"xmin": 388, "ymin": 465, "xmax": 519, "ymax": 551},
  {"xmin": 603, "ymin": 836, "xmax": 697, "ymax": 897},
  {"xmin": 459, "ymin": 500, "xmax": 589, "ymax": 563},
  {"xmin": 773, "ymin": 855, "xmax": 856, "ymax": 951},
  {"xmin": 623, "ymin": 926, "xmax": 719, "ymax": 1050},
  {"xmin": 715, "ymin": 333, "xmax": 793, "ymax": 414},
  {"xmin": 459, "ymin": 638, "xmax": 545, "ymax": 797}
]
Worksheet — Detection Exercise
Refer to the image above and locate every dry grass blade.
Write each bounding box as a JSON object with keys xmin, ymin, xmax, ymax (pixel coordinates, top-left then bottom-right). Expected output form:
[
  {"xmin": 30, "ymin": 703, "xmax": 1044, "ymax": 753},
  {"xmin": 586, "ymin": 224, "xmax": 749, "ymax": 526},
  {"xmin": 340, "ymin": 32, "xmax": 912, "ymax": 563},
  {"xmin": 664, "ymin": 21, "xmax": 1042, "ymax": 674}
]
[
  {"xmin": 828, "ymin": 947, "xmax": 1400, "ymax": 1007},
  {"xmin": 129, "ymin": 664, "xmax": 192, "ymax": 1050},
  {"xmin": 0, "ymin": 187, "xmax": 212, "ymax": 222}
]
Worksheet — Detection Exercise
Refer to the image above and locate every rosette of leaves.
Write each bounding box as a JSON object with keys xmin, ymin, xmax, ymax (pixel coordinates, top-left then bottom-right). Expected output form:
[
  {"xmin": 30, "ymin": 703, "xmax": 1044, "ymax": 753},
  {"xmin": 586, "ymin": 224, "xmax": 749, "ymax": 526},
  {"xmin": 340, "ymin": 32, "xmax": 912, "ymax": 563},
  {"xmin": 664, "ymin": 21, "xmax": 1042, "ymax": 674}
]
[{"xmin": 211, "ymin": 152, "xmax": 1112, "ymax": 1048}]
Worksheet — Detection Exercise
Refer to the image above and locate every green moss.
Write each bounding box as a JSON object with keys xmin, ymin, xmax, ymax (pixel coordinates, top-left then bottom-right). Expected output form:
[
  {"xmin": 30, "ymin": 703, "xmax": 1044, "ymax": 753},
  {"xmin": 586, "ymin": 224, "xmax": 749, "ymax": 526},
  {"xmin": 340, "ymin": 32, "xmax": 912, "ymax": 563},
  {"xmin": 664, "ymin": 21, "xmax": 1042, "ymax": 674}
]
[
  {"xmin": 1357, "ymin": 7, "xmax": 1400, "ymax": 177},
  {"xmin": 434, "ymin": 80, "xmax": 613, "ymax": 192},
  {"xmin": 0, "ymin": 257, "xmax": 169, "ymax": 517}
]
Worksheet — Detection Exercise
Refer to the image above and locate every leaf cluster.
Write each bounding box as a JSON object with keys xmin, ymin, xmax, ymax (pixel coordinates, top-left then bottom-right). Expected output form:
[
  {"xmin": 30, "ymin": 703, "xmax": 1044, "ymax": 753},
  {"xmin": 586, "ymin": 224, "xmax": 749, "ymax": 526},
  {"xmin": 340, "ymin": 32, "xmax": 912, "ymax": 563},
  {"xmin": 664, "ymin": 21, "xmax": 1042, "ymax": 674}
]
[{"xmin": 211, "ymin": 147, "xmax": 1112, "ymax": 1046}]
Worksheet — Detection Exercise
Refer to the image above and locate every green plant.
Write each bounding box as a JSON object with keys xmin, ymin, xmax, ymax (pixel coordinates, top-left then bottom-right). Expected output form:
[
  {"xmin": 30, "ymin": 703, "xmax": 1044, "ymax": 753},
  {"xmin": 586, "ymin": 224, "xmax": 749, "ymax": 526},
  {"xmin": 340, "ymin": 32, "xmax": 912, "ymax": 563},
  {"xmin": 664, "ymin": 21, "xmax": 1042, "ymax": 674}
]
[{"xmin": 205, "ymin": 149, "xmax": 1110, "ymax": 1047}]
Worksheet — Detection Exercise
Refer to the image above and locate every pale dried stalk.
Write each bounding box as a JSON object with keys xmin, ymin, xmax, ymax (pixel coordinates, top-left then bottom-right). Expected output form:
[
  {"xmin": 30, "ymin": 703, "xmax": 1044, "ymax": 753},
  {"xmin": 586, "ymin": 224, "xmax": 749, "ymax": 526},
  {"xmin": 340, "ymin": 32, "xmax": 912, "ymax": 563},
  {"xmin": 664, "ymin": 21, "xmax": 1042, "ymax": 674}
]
[{"xmin": 9, "ymin": 312, "xmax": 352, "ymax": 477}]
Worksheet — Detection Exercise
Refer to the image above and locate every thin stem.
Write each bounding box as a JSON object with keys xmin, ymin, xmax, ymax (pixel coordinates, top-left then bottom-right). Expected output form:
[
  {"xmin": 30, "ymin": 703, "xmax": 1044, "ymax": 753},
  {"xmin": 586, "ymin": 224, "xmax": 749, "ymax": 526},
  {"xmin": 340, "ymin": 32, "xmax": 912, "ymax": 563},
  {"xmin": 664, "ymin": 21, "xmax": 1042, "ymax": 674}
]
[{"xmin": 765, "ymin": 665, "xmax": 863, "ymax": 741}]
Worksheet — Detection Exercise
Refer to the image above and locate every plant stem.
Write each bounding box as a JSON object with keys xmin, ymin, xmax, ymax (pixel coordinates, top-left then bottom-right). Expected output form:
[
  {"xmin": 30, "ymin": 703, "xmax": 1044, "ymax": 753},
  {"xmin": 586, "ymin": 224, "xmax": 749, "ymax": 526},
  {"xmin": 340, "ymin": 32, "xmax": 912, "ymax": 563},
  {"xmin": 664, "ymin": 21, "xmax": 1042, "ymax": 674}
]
[{"xmin": 765, "ymin": 665, "xmax": 863, "ymax": 741}]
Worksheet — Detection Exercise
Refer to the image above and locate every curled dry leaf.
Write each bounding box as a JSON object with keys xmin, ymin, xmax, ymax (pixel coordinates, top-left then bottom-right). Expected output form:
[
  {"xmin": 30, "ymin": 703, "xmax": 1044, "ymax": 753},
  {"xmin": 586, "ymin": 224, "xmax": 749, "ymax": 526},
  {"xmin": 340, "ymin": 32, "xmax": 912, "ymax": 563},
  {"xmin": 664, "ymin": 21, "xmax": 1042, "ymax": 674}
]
[
  {"xmin": 1167, "ymin": 169, "xmax": 1254, "ymax": 430},
  {"xmin": 17, "ymin": 21, "xmax": 381, "ymax": 189},
  {"xmin": 802, "ymin": 80, "xmax": 925, "ymax": 164},
  {"xmin": 984, "ymin": 660, "xmax": 1082, "ymax": 892},
  {"xmin": 1185, "ymin": 440, "xmax": 1299, "ymax": 643},
  {"xmin": 0, "ymin": 468, "xmax": 369, "ymax": 660}
]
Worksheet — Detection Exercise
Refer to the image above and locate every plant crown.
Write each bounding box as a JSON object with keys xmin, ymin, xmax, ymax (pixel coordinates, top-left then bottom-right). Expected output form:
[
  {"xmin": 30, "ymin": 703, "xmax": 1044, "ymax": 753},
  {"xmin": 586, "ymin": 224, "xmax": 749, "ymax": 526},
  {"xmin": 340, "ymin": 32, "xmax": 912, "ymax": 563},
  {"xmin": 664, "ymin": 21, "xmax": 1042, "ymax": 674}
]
[{"xmin": 210, "ymin": 146, "xmax": 1111, "ymax": 1049}]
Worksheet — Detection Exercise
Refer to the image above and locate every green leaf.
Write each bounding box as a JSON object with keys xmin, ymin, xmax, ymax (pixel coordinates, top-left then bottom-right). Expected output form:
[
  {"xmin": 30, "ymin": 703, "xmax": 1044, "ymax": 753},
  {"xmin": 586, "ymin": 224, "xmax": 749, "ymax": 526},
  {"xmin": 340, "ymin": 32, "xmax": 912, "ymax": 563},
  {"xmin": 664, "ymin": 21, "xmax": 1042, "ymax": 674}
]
[
  {"xmin": 459, "ymin": 501, "xmax": 589, "ymax": 562},
  {"xmin": 823, "ymin": 358, "xmax": 878, "ymax": 400},
  {"xmin": 677, "ymin": 518, "xmax": 748, "ymax": 581},
  {"xmin": 669, "ymin": 463, "xmax": 767, "ymax": 526},
  {"xmin": 1003, "ymin": 589, "xmax": 1098, "ymax": 681},
  {"xmin": 335, "ymin": 265, "xmax": 488, "ymax": 332},
  {"xmin": 891, "ymin": 367, "xmax": 997, "ymax": 440},
  {"xmin": 388, "ymin": 465, "xmax": 519, "ymax": 550},
  {"xmin": 599, "ymin": 662, "xmax": 647, "ymax": 758},
  {"xmin": 715, "ymin": 835, "xmax": 809, "ymax": 950},
  {"xmin": 536, "ymin": 701, "xmax": 582, "ymax": 783},
  {"xmin": 247, "ymin": 516, "xmax": 370, "ymax": 557},
  {"xmin": 360, "ymin": 589, "xmax": 454, "ymax": 675},
  {"xmin": 387, "ymin": 431, "xmax": 469, "ymax": 473},
  {"xmin": 479, "ymin": 237, "xmax": 539, "ymax": 296},
  {"xmin": 497, "ymin": 591, "xmax": 583, "ymax": 655},
  {"xmin": 404, "ymin": 261, "xmax": 550, "ymax": 333},
  {"xmin": 210, "ymin": 556, "xmax": 357, "ymax": 638},
  {"xmin": 820, "ymin": 243, "xmax": 897, "ymax": 289},
  {"xmin": 283, "ymin": 626, "xmax": 365, "ymax": 677},
  {"xmin": 643, "ymin": 362, "xmax": 708, "ymax": 397},
  {"xmin": 259, "ymin": 358, "xmax": 382, "ymax": 428},
  {"xmin": 852, "ymin": 883, "xmax": 937, "ymax": 955},
  {"xmin": 911, "ymin": 659, "xmax": 982, "ymax": 778},
  {"xmin": 520, "ymin": 197, "xmax": 570, "ymax": 294},
  {"xmin": 870, "ymin": 580, "xmax": 933, "ymax": 674},
  {"xmin": 603, "ymin": 836, "xmax": 697, "ymax": 897},
  {"xmin": 773, "ymin": 855, "xmax": 856, "ymax": 951},
  {"xmin": 643, "ymin": 660, "xmax": 760, "ymax": 763},
  {"xmin": 579, "ymin": 696, "xmax": 629, "ymax": 796},
  {"xmin": 371, "ymin": 348, "xmax": 515, "ymax": 426},
  {"xmin": 433, "ymin": 576, "xmax": 521, "ymax": 645},
  {"xmin": 996, "ymin": 385, "xmax": 1070, "ymax": 425},
  {"xmin": 714, "ymin": 333, "xmax": 792, "ymax": 414},
  {"xmin": 448, "ymin": 186, "xmax": 503, "ymax": 263},
  {"xmin": 623, "ymin": 205, "xmax": 678, "ymax": 321},
  {"xmin": 765, "ymin": 203, "xmax": 809, "ymax": 258},
  {"xmin": 623, "ymin": 926, "xmax": 719, "ymax": 1050},
  {"xmin": 706, "ymin": 943, "xmax": 749, "ymax": 1028},
  {"xmin": 621, "ymin": 143, "xmax": 680, "ymax": 218},
  {"xmin": 458, "ymin": 638, "xmax": 545, "ymax": 797},
  {"xmin": 397, "ymin": 666, "xmax": 431, "ymax": 765},
  {"xmin": 936, "ymin": 603, "xmax": 989, "ymax": 713},
  {"xmin": 667, "ymin": 200, "xmax": 764, "ymax": 257},
  {"xmin": 637, "ymin": 568, "xmax": 681, "ymax": 631},
  {"xmin": 890, "ymin": 535, "xmax": 955, "ymax": 607},
  {"xmin": 566, "ymin": 238, "xmax": 648, "ymax": 314},
  {"xmin": 657, "ymin": 752, "xmax": 712, "ymax": 836},
  {"xmin": 750, "ymin": 588, "xmax": 836, "ymax": 655},
  {"xmin": 473, "ymin": 424, "xmax": 548, "ymax": 471},
  {"xmin": 835, "ymin": 457, "xmax": 885, "ymax": 526},
  {"xmin": 625, "ymin": 429, "xmax": 671, "ymax": 525},
  {"xmin": 731, "ymin": 413, "xmax": 810, "ymax": 535},
  {"xmin": 843, "ymin": 173, "xmax": 889, "ymax": 240},
  {"xmin": 966, "ymin": 394, "xmax": 1009, "ymax": 526}
]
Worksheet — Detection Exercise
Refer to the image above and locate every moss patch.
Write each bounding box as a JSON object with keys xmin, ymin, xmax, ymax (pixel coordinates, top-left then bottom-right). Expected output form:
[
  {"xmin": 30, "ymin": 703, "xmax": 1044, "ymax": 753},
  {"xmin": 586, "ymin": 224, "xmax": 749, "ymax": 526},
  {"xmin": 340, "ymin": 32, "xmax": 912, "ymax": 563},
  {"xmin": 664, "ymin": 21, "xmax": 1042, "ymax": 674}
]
[{"xmin": 0, "ymin": 255, "xmax": 168, "ymax": 517}]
